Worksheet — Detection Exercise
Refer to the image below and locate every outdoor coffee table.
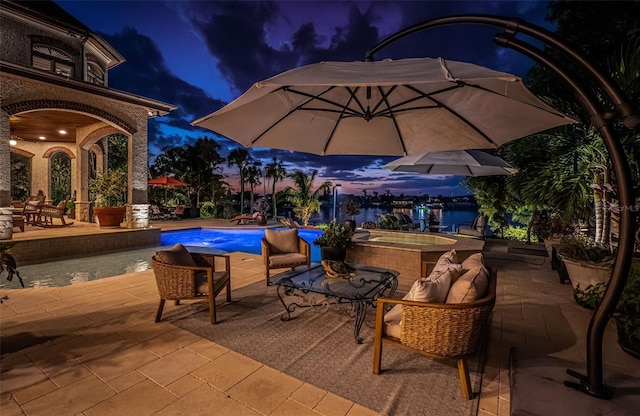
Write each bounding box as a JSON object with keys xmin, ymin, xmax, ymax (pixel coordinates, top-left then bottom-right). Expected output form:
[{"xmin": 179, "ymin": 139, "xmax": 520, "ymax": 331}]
[{"xmin": 268, "ymin": 263, "xmax": 399, "ymax": 343}]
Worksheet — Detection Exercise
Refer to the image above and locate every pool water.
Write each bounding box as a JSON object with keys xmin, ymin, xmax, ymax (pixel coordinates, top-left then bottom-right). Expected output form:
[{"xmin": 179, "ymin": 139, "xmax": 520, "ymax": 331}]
[
  {"xmin": 161, "ymin": 228, "xmax": 323, "ymax": 259},
  {"xmin": 1, "ymin": 228, "xmax": 323, "ymax": 289}
]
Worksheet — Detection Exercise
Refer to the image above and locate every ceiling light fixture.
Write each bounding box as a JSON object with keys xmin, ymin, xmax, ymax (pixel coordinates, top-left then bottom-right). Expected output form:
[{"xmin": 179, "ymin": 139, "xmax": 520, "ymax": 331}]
[
  {"xmin": 59, "ymin": 129, "xmax": 67, "ymax": 134},
  {"xmin": 39, "ymin": 136, "xmax": 46, "ymax": 140},
  {"xmin": 10, "ymin": 139, "xmax": 17, "ymax": 146}
]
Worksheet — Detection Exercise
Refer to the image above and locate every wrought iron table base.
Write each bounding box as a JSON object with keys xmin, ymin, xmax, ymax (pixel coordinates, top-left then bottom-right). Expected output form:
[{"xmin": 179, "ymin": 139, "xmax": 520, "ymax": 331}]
[{"xmin": 275, "ymin": 278, "xmax": 397, "ymax": 344}]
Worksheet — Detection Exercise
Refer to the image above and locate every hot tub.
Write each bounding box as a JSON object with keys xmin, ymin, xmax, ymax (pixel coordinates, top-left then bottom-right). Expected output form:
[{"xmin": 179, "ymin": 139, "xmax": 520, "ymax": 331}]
[{"xmin": 347, "ymin": 229, "xmax": 484, "ymax": 284}]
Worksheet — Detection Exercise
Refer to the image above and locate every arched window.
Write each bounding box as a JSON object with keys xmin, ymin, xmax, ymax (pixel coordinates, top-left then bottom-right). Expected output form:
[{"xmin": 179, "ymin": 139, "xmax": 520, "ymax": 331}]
[
  {"xmin": 31, "ymin": 44, "xmax": 74, "ymax": 77},
  {"xmin": 86, "ymin": 60, "xmax": 105, "ymax": 86}
]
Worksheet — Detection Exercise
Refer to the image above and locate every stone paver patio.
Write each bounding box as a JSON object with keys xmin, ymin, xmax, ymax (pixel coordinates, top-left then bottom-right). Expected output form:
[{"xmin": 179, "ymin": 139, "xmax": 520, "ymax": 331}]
[{"xmin": 1, "ymin": 219, "xmax": 638, "ymax": 415}]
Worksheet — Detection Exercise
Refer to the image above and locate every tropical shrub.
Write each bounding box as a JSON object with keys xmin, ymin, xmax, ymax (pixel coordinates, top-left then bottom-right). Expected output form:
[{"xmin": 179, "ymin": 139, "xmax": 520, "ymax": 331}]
[
  {"xmin": 200, "ymin": 201, "xmax": 216, "ymax": 218},
  {"xmin": 557, "ymin": 234, "xmax": 614, "ymax": 264}
]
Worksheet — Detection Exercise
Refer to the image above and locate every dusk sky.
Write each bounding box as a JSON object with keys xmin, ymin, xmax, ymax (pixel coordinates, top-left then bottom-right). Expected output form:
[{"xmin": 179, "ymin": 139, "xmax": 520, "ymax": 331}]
[{"xmin": 55, "ymin": 0, "xmax": 555, "ymax": 197}]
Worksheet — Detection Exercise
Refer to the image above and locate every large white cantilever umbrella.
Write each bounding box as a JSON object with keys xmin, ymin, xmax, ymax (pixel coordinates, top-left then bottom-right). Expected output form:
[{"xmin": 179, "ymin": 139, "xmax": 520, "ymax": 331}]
[
  {"xmin": 192, "ymin": 57, "xmax": 575, "ymax": 155},
  {"xmin": 384, "ymin": 149, "xmax": 516, "ymax": 176}
]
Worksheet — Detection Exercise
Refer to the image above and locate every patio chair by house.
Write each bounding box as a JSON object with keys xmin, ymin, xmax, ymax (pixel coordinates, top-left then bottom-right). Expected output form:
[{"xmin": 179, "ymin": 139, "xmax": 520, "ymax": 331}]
[
  {"xmin": 151, "ymin": 243, "xmax": 231, "ymax": 324},
  {"xmin": 262, "ymin": 228, "xmax": 310, "ymax": 285},
  {"xmin": 150, "ymin": 204, "xmax": 168, "ymax": 221},
  {"xmin": 18, "ymin": 195, "xmax": 45, "ymax": 225},
  {"xmin": 373, "ymin": 261, "xmax": 497, "ymax": 400},
  {"xmin": 168, "ymin": 205, "xmax": 185, "ymax": 220},
  {"xmin": 40, "ymin": 196, "xmax": 73, "ymax": 227},
  {"xmin": 457, "ymin": 215, "xmax": 487, "ymax": 239}
]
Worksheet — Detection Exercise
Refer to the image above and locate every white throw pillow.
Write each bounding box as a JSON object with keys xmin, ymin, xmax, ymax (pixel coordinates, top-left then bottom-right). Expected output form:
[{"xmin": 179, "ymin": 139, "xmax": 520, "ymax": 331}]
[
  {"xmin": 407, "ymin": 269, "xmax": 453, "ymax": 304},
  {"xmin": 445, "ymin": 266, "xmax": 489, "ymax": 304},
  {"xmin": 431, "ymin": 249, "xmax": 461, "ymax": 275},
  {"xmin": 461, "ymin": 252, "xmax": 486, "ymax": 272}
]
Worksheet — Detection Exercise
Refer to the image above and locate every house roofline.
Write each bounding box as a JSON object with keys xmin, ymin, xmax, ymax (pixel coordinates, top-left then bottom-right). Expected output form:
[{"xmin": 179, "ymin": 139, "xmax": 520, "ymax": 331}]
[{"xmin": 1, "ymin": 60, "xmax": 177, "ymax": 115}]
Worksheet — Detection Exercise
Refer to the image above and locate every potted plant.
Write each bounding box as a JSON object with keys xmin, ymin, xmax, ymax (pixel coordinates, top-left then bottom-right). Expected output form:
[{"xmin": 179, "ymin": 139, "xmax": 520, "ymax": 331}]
[
  {"xmin": 313, "ymin": 220, "xmax": 354, "ymax": 261},
  {"xmin": 1, "ymin": 242, "xmax": 24, "ymax": 302},
  {"xmin": 344, "ymin": 199, "xmax": 360, "ymax": 232},
  {"xmin": 89, "ymin": 169, "xmax": 128, "ymax": 228},
  {"xmin": 615, "ymin": 264, "xmax": 640, "ymax": 359},
  {"xmin": 557, "ymin": 234, "xmax": 614, "ymax": 293},
  {"xmin": 571, "ymin": 262, "xmax": 640, "ymax": 359}
]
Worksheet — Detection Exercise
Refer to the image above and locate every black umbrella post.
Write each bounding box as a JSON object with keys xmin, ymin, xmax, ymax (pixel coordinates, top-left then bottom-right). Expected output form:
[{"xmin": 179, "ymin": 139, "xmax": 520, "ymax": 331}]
[{"xmin": 366, "ymin": 15, "xmax": 638, "ymax": 399}]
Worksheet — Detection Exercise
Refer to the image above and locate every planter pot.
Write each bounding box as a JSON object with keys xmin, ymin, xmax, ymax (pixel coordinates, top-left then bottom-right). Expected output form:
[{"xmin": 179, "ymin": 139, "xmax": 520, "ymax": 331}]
[
  {"xmin": 616, "ymin": 320, "xmax": 640, "ymax": 360},
  {"xmin": 561, "ymin": 257, "xmax": 611, "ymax": 291},
  {"xmin": 94, "ymin": 206, "xmax": 126, "ymax": 228},
  {"xmin": 321, "ymin": 246, "xmax": 347, "ymax": 262},
  {"xmin": 344, "ymin": 219, "xmax": 356, "ymax": 233},
  {"xmin": 543, "ymin": 238, "xmax": 561, "ymax": 265}
]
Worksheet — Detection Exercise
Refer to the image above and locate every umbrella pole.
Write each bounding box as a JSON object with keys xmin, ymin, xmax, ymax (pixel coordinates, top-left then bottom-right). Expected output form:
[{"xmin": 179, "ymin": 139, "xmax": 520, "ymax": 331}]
[{"xmin": 367, "ymin": 15, "xmax": 638, "ymax": 399}]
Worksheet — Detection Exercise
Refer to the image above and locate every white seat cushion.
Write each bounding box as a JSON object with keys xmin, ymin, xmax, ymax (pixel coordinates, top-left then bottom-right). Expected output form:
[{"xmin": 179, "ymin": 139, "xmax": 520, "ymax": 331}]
[{"xmin": 268, "ymin": 253, "xmax": 307, "ymax": 267}]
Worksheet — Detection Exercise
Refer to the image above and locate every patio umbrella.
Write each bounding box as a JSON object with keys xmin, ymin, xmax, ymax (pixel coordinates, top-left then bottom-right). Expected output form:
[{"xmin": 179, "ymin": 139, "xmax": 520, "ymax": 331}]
[
  {"xmin": 192, "ymin": 57, "xmax": 575, "ymax": 156},
  {"xmin": 383, "ymin": 149, "xmax": 516, "ymax": 176},
  {"xmin": 148, "ymin": 176, "xmax": 189, "ymax": 203}
]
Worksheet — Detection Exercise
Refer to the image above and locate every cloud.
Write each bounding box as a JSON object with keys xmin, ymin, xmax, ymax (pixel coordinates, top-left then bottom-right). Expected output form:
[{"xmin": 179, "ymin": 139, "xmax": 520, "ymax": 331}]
[{"xmin": 99, "ymin": 27, "xmax": 226, "ymax": 129}]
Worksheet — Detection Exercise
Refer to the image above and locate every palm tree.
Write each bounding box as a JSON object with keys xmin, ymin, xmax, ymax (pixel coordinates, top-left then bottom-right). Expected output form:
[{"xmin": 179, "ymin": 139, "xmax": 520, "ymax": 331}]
[
  {"xmin": 244, "ymin": 163, "xmax": 262, "ymax": 214},
  {"xmin": 227, "ymin": 148, "xmax": 251, "ymax": 214},
  {"xmin": 281, "ymin": 170, "xmax": 331, "ymax": 225},
  {"xmin": 265, "ymin": 157, "xmax": 287, "ymax": 217}
]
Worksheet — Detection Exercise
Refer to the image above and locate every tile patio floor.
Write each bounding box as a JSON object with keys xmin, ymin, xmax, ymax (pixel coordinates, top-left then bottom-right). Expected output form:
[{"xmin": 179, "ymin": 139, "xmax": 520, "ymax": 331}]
[{"xmin": 1, "ymin": 219, "xmax": 638, "ymax": 415}]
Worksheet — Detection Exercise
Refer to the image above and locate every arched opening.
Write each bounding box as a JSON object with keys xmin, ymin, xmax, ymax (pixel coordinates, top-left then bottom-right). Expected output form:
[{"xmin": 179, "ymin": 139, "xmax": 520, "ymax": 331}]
[
  {"xmin": 11, "ymin": 152, "xmax": 31, "ymax": 201},
  {"xmin": 50, "ymin": 151, "xmax": 71, "ymax": 205}
]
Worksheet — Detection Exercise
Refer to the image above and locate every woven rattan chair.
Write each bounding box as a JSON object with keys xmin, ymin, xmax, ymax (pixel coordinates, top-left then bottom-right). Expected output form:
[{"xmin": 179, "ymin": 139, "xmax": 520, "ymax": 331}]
[
  {"xmin": 151, "ymin": 251, "xmax": 231, "ymax": 324},
  {"xmin": 372, "ymin": 267, "xmax": 497, "ymax": 400},
  {"xmin": 261, "ymin": 228, "xmax": 310, "ymax": 285}
]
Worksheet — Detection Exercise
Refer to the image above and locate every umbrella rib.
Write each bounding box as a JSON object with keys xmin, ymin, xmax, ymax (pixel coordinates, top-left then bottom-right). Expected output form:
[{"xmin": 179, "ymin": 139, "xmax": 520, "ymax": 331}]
[
  {"xmin": 249, "ymin": 86, "xmax": 345, "ymax": 147},
  {"xmin": 376, "ymin": 85, "xmax": 408, "ymax": 155},
  {"xmin": 322, "ymin": 94, "xmax": 358, "ymax": 155},
  {"xmin": 284, "ymin": 87, "xmax": 363, "ymax": 117}
]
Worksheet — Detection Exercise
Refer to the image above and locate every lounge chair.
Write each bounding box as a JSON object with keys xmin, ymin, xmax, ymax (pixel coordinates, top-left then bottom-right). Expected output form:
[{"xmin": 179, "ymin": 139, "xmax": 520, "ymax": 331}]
[
  {"xmin": 39, "ymin": 196, "xmax": 73, "ymax": 227},
  {"xmin": 457, "ymin": 215, "xmax": 487, "ymax": 239},
  {"xmin": 230, "ymin": 212, "xmax": 260, "ymax": 225},
  {"xmin": 283, "ymin": 217, "xmax": 321, "ymax": 229}
]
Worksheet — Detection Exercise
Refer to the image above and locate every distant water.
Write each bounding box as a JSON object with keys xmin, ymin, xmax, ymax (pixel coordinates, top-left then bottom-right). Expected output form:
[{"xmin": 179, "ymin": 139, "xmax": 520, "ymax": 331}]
[{"xmin": 281, "ymin": 206, "xmax": 478, "ymax": 232}]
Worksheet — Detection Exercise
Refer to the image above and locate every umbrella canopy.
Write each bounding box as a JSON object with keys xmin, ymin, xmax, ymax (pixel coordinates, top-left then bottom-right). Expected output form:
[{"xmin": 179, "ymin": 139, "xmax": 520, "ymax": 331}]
[
  {"xmin": 193, "ymin": 57, "xmax": 575, "ymax": 156},
  {"xmin": 148, "ymin": 176, "xmax": 189, "ymax": 204},
  {"xmin": 384, "ymin": 149, "xmax": 516, "ymax": 176},
  {"xmin": 148, "ymin": 176, "xmax": 189, "ymax": 187}
]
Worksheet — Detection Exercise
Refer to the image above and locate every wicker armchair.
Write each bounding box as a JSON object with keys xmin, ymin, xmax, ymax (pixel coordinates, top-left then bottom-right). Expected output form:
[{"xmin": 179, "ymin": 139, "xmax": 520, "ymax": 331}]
[
  {"xmin": 261, "ymin": 228, "xmax": 310, "ymax": 285},
  {"xmin": 372, "ymin": 267, "xmax": 497, "ymax": 400},
  {"xmin": 151, "ymin": 248, "xmax": 231, "ymax": 324}
]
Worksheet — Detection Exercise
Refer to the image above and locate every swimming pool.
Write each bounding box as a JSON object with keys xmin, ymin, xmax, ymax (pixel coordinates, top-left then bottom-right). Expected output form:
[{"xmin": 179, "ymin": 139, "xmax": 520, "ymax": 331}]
[
  {"xmin": 1, "ymin": 228, "xmax": 322, "ymax": 289},
  {"xmin": 161, "ymin": 227, "xmax": 323, "ymax": 259}
]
